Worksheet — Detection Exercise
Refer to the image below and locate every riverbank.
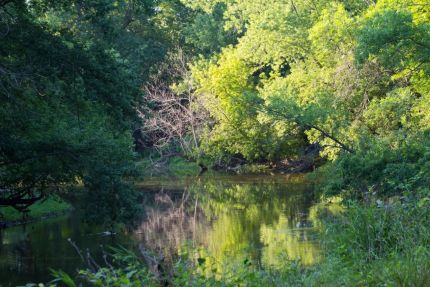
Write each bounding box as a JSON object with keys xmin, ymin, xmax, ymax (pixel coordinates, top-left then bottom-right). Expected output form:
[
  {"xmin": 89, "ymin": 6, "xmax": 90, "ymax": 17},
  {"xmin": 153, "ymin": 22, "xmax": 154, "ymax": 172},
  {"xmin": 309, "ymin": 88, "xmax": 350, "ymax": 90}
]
[
  {"xmin": 0, "ymin": 198, "xmax": 72, "ymax": 228},
  {"xmin": 137, "ymin": 153, "xmax": 323, "ymax": 178},
  {"xmin": 137, "ymin": 156, "xmax": 202, "ymax": 177}
]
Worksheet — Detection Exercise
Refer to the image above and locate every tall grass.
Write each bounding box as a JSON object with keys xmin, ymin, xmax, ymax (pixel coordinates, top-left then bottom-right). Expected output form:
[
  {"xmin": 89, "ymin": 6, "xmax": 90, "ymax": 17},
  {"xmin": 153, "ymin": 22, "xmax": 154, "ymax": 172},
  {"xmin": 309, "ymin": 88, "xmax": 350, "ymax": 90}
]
[{"xmin": 312, "ymin": 197, "xmax": 430, "ymax": 286}]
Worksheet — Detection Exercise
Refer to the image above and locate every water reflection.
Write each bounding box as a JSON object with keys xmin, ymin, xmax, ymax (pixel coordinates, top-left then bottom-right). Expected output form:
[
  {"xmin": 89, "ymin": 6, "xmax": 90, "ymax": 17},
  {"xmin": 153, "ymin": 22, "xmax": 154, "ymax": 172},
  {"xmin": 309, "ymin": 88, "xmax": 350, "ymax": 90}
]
[
  {"xmin": 137, "ymin": 174, "xmax": 322, "ymax": 271},
  {"xmin": 0, "ymin": 174, "xmax": 332, "ymax": 286}
]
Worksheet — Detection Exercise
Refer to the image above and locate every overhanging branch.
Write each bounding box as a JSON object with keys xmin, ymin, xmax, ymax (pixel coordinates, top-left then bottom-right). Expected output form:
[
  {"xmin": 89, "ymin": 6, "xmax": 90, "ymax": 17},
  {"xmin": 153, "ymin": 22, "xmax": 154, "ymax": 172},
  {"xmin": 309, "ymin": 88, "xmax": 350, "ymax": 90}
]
[{"xmin": 264, "ymin": 106, "xmax": 355, "ymax": 154}]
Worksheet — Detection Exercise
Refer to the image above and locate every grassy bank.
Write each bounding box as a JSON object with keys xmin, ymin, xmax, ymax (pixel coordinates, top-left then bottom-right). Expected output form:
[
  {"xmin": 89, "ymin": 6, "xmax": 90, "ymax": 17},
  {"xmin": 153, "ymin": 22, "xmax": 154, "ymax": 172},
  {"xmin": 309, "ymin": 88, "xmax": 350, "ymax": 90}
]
[
  {"xmin": 0, "ymin": 197, "xmax": 72, "ymax": 225},
  {"xmin": 137, "ymin": 155, "xmax": 293, "ymax": 178},
  {"xmin": 137, "ymin": 156, "xmax": 202, "ymax": 177}
]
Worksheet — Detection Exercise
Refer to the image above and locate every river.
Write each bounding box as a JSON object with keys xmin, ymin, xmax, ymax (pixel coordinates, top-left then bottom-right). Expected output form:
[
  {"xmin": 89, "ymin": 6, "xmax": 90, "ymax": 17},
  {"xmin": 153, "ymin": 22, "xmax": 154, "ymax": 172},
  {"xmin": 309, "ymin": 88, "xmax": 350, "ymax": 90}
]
[{"xmin": 0, "ymin": 174, "xmax": 335, "ymax": 286}]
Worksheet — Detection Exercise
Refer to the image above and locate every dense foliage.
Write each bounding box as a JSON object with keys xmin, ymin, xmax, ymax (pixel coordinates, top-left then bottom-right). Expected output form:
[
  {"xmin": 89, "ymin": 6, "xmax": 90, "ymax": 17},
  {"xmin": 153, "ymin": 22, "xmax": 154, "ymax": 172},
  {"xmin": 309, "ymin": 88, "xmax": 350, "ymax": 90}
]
[
  {"xmin": 0, "ymin": 0, "xmax": 190, "ymax": 222},
  {"xmin": 2, "ymin": 0, "xmax": 429, "ymax": 212},
  {"xmin": 151, "ymin": 0, "xmax": 430, "ymax": 201},
  {"xmin": 131, "ymin": 0, "xmax": 430, "ymax": 179}
]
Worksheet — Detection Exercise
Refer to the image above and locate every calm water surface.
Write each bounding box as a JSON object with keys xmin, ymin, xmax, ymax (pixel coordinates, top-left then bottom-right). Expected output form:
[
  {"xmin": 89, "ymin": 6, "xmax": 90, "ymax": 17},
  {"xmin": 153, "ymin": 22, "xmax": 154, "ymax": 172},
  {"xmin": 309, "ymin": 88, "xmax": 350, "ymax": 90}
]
[{"xmin": 0, "ymin": 174, "xmax": 332, "ymax": 286}]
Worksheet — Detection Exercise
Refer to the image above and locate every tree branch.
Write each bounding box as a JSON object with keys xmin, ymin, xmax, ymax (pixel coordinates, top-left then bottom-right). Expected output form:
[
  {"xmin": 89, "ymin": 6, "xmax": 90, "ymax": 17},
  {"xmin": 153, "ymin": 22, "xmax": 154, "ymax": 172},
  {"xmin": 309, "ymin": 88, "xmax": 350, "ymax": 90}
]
[{"xmin": 265, "ymin": 106, "xmax": 355, "ymax": 154}]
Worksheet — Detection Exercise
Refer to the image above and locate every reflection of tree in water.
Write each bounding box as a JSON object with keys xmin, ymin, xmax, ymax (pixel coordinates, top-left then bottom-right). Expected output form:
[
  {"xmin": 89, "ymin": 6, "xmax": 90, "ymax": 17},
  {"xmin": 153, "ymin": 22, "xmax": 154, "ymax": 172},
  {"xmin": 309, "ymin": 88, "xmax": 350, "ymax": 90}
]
[
  {"xmin": 136, "ymin": 175, "xmax": 322, "ymax": 269},
  {"xmin": 136, "ymin": 189, "xmax": 210, "ymax": 263},
  {"xmin": 0, "ymin": 227, "xmax": 35, "ymax": 274},
  {"xmin": 194, "ymin": 178, "xmax": 320, "ymax": 268},
  {"xmin": 260, "ymin": 215, "xmax": 321, "ymax": 267}
]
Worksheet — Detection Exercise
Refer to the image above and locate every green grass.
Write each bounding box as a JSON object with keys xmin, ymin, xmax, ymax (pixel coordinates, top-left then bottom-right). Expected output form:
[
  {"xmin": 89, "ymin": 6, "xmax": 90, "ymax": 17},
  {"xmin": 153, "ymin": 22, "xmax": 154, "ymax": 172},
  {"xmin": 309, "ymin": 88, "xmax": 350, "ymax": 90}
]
[
  {"xmin": 137, "ymin": 156, "xmax": 201, "ymax": 177},
  {"xmin": 237, "ymin": 163, "xmax": 272, "ymax": 173},
  {"xmin": 0, "ymin": 197, "xmax": 72, "ymax": 222},
  {"xmin": 167, "ymin": 156, "xmax": 201, "ymax": 176}
]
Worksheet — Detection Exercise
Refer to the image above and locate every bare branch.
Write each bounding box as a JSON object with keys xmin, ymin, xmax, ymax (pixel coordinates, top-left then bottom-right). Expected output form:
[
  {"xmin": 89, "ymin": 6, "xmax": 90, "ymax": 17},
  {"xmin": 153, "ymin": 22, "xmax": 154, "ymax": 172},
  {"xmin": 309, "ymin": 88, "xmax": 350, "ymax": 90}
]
[{"xmin": 138, "ymin": 49, "xmax": 209, "ymax": 155}]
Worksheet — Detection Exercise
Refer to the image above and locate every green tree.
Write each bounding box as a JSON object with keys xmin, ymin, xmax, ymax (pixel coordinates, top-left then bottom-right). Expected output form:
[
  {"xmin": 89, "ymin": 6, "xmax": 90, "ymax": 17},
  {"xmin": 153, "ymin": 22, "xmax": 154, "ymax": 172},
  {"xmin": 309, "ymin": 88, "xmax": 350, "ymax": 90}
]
[{"xmin": 0, "ymin": 0, "xmax": 178, "ymax": 223}]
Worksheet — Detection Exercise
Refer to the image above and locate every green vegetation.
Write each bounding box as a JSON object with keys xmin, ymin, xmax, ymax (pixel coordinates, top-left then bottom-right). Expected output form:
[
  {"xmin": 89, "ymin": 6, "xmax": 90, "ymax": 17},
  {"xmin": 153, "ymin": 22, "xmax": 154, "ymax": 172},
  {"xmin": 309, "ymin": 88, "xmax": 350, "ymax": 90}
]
[
  {"xmin": 2, "ymin": 0, "xmax": 430, "ymax": 285},
  {"xmin": 0, "ymin": 197, "xmax": 71, "ymax": 222},
  {"xmin": 167, "ymin": 157, "xmax": 201, "ymax": 176},
  {"xmin": 0, "ymin": 0, "xmax": 191, "ymax": 224},
  {"xmin": 137, "ymin": 156, "xmax": 202, "ymax": 177}
]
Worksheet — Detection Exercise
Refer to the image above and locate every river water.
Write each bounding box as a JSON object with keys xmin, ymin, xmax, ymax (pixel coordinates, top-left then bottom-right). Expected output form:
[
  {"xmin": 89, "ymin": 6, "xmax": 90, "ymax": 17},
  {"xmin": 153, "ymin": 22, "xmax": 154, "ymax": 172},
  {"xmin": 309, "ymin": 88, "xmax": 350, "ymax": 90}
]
[{"xmin": 0, "ymin": 174, "xmax": 333, "ymax": 286}]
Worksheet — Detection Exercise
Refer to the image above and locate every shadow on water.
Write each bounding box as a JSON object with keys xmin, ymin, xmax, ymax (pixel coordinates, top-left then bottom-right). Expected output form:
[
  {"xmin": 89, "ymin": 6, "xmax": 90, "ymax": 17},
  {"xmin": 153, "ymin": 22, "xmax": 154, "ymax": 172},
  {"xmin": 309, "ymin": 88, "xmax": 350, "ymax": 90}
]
[
  {"xmin": 0, "ymin": 174, "xmax": 331, "ymax": 286},
  {"xmin": 0, "ymin": 212, "xmax": 134, "ymax": 287}
]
